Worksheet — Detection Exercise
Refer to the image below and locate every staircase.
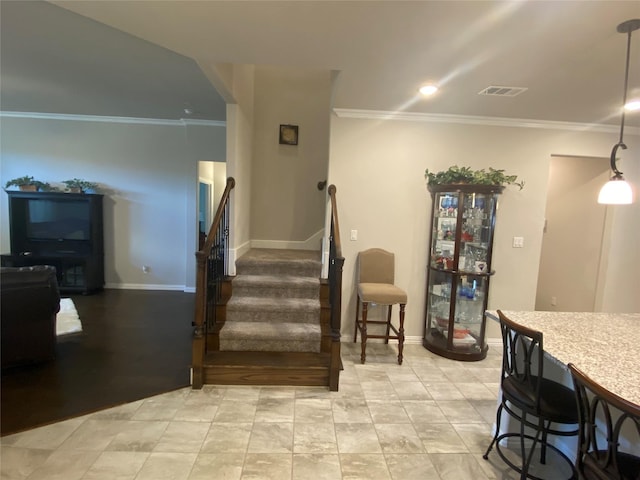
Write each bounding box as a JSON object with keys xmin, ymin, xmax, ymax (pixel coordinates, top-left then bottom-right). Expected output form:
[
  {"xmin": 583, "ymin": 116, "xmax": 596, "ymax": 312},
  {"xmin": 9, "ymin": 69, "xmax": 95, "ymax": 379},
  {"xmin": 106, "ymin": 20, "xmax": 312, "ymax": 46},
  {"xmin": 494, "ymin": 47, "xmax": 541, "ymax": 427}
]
[
  {"xmin": 192, "ymin": 178, "xmax": 343, "ymax": 391},
  {"xmin": 200, "ymin": 248, "xmax": 333, "ymax": 387}
]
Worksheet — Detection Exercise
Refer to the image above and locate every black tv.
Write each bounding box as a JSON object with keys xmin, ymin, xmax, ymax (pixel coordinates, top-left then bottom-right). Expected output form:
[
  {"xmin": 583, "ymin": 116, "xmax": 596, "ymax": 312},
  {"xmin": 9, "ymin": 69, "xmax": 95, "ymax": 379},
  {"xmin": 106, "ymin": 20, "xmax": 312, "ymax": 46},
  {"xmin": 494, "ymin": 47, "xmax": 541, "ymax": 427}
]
[
  {"xmin": 7, "ymin": 191, "xmax": 103, "ymax": 256},
  {"xmin": 26, "ymin": 199, "xmax": 91, "ymax": 241}
]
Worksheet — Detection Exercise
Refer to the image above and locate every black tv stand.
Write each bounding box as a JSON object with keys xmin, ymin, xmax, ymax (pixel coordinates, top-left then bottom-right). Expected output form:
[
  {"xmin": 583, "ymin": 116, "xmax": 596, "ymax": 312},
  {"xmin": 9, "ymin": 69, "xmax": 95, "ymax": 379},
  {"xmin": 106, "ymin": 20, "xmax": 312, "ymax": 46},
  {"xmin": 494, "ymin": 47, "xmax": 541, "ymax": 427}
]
[
  {"xmin": 3, "ymin": 191, "xmax": 104, "ymax": 294},
  {"xmin": 1, "ymin": 253, "xmax": 103, "ymax": 294}
]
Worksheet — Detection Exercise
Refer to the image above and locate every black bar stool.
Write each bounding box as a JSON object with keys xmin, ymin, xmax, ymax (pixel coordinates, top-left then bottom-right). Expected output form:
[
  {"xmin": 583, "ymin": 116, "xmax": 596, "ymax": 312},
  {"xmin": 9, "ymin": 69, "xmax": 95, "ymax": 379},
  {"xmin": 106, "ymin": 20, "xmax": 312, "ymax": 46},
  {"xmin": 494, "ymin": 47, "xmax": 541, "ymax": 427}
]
[
  {"xmin": 568, "ymin": 363, "xmax": 640, "ymax": 480},
  {"xmin": 483, "ymin": 310, "xmax": 579, "ymax": 479}
]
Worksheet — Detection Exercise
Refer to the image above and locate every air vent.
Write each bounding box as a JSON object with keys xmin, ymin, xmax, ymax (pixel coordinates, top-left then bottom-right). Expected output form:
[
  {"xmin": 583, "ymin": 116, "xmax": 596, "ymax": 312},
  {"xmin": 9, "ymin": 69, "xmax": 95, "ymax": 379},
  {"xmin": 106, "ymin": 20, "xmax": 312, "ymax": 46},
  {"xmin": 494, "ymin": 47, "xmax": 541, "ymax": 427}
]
[{"xmin": 478, "ymin": 86, "xmax": 528, "ymax": 97}]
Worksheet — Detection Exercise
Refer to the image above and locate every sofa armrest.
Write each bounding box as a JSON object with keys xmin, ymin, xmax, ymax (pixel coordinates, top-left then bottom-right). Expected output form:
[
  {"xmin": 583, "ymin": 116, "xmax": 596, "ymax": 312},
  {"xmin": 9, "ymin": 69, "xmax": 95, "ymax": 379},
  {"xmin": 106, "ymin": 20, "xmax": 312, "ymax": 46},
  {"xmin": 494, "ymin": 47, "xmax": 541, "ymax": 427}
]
[{"xmin": 1, "ymin": 265, "xmax": 61, "ymax": 368}]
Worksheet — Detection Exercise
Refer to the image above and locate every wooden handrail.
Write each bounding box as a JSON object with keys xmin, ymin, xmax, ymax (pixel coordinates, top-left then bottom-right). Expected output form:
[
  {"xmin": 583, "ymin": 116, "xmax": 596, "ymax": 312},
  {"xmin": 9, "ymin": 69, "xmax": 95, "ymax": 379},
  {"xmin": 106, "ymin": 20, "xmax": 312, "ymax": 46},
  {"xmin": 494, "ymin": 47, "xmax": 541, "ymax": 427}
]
[
  {"xmin": 192, "ymin": 176, "xmax": 235, "ymax": 389},
  {"xmin": 327, "ymin": 184, "xmax": 344, "ymax": 391},
  {"xmin": 201, "ymin": 177, "xmax": 236, "ymax": 255},
  {"xmin": 328, "ymin": 184, "xmax": 342, "ymax": 258}
]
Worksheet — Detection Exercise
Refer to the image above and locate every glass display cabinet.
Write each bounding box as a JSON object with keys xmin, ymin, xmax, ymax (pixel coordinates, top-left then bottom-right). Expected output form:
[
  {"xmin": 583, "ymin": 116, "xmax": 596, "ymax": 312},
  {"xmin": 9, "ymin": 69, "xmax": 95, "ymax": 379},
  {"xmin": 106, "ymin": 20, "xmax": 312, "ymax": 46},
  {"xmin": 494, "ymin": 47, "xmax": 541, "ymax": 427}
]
[{"xmin": 423, "ymin": 184, "xmax": 503, "ymax": 361}]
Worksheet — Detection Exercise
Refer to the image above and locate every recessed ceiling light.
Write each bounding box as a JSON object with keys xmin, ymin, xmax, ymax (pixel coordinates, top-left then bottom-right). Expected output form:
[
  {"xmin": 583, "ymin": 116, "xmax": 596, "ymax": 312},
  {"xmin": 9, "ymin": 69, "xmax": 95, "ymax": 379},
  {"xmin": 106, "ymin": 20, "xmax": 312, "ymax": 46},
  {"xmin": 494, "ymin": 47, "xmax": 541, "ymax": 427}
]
[
  {"xmin": 624, "ymin": 100, "xmax": 640, "ymax": 111},
  {"xmin": 419, "ymin": 85, "xmax": 438, "ymax": 96}
]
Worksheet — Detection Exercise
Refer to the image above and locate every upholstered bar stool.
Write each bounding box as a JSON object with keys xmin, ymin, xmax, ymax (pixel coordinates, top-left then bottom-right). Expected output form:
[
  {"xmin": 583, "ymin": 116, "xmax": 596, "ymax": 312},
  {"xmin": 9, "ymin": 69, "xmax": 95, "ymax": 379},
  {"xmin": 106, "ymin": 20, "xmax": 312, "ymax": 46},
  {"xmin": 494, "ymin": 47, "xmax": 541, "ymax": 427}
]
[{"xmin": 353, "ymin": 248, "xmax": 407, "ymax": 365}]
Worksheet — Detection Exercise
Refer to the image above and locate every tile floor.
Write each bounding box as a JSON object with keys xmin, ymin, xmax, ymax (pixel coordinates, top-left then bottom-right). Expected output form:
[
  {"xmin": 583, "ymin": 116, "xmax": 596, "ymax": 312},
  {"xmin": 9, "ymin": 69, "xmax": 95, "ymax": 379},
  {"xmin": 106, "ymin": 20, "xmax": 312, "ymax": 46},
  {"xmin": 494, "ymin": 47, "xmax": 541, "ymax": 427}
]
[{"xmin": 0, "ymin": 343, "xmax": 572, "ymax": 479}]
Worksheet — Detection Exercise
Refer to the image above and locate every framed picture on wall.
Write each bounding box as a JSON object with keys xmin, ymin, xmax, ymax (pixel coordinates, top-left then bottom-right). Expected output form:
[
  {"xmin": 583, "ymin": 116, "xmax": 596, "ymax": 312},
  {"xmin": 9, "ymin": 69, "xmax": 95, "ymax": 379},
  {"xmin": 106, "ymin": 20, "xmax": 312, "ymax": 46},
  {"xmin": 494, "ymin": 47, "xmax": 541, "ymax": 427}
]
[{"xmin": 279, "ymin": 124, "xmax": 299, "ymax": 145}]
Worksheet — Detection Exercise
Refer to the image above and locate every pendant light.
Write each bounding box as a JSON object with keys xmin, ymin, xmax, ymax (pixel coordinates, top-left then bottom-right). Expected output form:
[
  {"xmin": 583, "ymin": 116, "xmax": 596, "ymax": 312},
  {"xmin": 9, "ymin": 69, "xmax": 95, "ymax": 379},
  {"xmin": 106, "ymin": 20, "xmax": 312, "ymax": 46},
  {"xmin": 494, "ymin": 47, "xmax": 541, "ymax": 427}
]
[{"xmin": 598, "ymin": 19, "xmax": 640, "ymax": 205}]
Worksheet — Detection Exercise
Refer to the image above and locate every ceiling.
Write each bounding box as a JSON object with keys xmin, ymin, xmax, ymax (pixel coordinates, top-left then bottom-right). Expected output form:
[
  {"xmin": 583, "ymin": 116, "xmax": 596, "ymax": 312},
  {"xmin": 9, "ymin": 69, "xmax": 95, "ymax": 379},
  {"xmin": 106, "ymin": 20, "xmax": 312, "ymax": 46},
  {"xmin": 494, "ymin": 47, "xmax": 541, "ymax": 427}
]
[{"xmin": 1, "ymin": 0, "xmax": 639, "ymax": 127}]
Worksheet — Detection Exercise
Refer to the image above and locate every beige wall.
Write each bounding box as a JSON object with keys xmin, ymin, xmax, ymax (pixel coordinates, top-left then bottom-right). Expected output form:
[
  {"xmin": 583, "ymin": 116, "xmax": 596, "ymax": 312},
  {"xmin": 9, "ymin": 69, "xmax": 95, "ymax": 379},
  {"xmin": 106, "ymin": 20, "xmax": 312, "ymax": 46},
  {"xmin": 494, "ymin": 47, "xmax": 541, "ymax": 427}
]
[
  {"xmin": 226, "ymin": 64, "xmax": 256, "ymax": 270},
  {"xmin": 251, "ymin": 66, "xmax": 332, "ymax": 247},
  {"xmin": 184, "ymin": 123, "xmax": 227, "ymax": 289},
  {"xmin": 328, "ymin": 115, "xmax": 640, "ymax": 342},
  {"xmin": 535, "ymin": 155, "xmax": 610, "ymax": 312}
]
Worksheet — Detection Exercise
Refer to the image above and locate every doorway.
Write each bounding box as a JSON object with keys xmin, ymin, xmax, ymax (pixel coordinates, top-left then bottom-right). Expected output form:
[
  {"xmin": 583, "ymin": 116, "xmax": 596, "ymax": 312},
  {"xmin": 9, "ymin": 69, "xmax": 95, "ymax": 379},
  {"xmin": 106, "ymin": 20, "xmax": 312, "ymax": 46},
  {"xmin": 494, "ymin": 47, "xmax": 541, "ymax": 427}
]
[
  {"xmin": 198, "ymin": 181, "xmax": 211, "ymax": 250},
  {"xmin": 535, "ymin": 155, "xmax": 611, "ymax": 312},
  {"xmin": 198, "ymin": 161, "xmax": 227, "ymax": 250}
]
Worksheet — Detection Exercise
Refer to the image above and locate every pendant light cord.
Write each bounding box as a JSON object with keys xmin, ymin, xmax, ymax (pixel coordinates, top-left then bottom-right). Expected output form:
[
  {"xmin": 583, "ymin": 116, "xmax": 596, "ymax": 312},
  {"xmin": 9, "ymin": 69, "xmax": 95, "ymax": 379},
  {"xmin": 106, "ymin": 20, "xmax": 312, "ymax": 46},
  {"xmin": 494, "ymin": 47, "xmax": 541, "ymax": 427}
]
[
  {"xmin": 610, "ymin": 20, "xmax": 639, "ymax": 177},
  {"xmin": 618, "ymin": 28, "xmax": 632, "ymax": 145}
]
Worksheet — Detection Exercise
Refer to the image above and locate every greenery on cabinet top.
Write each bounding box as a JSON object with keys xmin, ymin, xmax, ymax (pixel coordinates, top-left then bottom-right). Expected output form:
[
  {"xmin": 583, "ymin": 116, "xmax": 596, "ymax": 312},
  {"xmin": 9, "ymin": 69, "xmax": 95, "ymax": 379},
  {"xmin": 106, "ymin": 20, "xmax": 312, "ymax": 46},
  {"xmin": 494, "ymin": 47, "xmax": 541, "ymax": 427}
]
[{"xmin": 425, "ymin": 165, "xmax": 524, "ymax": 190}]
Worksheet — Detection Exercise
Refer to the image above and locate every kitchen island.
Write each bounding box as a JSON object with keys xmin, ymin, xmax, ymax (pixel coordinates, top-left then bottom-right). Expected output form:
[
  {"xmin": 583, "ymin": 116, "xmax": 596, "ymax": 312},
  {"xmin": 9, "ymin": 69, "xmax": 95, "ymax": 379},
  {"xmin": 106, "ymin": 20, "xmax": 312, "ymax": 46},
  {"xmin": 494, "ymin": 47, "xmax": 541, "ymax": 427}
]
[
  {"xmin": 486, "ymin": 310, "xmax": 640, "ymax": 464},
  {"xmin": 486, "ymin": 310, "xmax": 640, "ymax": 406}
]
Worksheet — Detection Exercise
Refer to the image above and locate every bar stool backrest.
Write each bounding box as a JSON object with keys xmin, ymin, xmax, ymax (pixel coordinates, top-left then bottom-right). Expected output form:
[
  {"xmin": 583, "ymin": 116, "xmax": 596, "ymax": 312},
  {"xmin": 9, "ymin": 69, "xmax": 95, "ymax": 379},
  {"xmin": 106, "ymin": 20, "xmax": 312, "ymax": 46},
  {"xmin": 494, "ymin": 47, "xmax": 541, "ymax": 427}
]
[
  {"xmin": 358, "ymin": 248, "xmax": 395, "ymax": 285},
  {"xmin": 568, "ymin": 363, "xmax": 640, "ymax": 480},
  {"xmin": 498, "ymin": 310, "xmax": 544, "ymax": 415}
]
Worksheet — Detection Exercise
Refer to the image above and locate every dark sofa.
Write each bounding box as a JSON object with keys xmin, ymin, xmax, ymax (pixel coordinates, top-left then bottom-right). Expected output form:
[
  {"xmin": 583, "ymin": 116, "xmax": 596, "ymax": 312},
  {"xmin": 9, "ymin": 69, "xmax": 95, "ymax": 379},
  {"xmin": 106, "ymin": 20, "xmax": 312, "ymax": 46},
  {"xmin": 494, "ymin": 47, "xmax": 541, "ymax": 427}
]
[{"xmin": 1, "ymin": 265, "xmax": 61, "ymax": 369}]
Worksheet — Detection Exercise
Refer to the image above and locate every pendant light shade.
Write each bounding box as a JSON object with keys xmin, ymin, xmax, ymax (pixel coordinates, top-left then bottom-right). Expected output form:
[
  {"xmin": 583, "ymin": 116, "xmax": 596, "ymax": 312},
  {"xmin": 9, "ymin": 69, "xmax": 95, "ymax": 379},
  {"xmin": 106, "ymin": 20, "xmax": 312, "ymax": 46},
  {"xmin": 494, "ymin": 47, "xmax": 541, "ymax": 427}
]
[
  {"xmin": 598, "ymin": 19, "xmax": 640, "ymax": 205},
  {"xmin": 598, "ymin": 176, "xmax": 633, "ymax": 204}
]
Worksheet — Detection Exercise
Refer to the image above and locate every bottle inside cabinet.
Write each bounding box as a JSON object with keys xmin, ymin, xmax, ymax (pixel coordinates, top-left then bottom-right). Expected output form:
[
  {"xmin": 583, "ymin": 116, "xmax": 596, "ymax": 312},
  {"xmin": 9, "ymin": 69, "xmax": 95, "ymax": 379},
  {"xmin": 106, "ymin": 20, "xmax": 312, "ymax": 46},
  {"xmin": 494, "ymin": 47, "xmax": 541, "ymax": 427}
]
[{"xmin": 423, "ymin": 184, "xmax": 502, "ymax": 361}]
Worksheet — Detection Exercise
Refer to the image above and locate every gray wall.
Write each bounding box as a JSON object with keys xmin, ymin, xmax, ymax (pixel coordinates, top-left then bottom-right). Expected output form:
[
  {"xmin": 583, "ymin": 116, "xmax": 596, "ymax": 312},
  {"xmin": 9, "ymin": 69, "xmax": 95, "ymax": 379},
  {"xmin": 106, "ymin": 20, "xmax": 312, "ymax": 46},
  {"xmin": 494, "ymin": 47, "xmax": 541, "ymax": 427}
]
[{"xmin": 0, "ymin": 115, "xmax": 225, "ymax": 290}]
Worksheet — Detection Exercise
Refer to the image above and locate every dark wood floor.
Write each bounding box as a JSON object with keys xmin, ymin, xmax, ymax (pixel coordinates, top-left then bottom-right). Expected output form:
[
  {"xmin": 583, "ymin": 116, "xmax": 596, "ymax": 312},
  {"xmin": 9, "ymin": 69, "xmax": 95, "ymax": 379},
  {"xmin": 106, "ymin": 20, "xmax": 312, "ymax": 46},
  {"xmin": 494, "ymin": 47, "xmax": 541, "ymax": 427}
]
[{"xmin": 1, "ymin": 289, "xmax": 194, "ymax": 436}]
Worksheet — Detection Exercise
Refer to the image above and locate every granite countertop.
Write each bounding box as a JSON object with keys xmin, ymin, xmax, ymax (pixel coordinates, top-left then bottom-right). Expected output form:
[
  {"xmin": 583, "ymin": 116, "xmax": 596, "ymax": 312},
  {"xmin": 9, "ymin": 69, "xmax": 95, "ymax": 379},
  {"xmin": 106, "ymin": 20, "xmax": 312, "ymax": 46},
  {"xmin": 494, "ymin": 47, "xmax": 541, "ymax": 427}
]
[{"xmin": 486, "ymin": 310, "xmax": 640, "ymax": 407}]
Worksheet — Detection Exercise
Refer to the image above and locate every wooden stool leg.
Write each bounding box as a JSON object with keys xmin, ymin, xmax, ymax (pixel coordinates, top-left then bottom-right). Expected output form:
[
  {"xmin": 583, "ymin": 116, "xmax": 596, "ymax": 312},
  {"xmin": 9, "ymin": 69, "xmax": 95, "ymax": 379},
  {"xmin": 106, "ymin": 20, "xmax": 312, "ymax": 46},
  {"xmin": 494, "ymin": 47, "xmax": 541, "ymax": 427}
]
[
  {"xmin": 397, "ymin": 303, "xmax": 406, "ymax": 365},
  {"xmin": 384, "ymin": 305, "xmax": 392, "ymax": 344},
  {"xmin": 360, "ymin": 301, "xmax": 368, "ymax": 364},
  {"xmin": 353, "ymin": 295, "xmax": 360, "ymax": 342}
]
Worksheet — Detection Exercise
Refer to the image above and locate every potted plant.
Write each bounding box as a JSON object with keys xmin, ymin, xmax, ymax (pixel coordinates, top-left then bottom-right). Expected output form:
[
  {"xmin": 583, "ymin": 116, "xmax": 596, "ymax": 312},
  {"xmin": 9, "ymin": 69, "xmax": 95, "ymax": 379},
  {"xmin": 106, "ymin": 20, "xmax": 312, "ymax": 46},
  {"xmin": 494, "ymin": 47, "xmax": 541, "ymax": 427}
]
[
  {"xmin": 62, "ymin": 178, "xmax": 98, "ymax": 193},
  {"xmin": 4, "ymin": 175, "xmax": 51, "ymax": 192},
  {"xmin": 425, "ymin": 165, "xmax": 524, "ymax": 190}
]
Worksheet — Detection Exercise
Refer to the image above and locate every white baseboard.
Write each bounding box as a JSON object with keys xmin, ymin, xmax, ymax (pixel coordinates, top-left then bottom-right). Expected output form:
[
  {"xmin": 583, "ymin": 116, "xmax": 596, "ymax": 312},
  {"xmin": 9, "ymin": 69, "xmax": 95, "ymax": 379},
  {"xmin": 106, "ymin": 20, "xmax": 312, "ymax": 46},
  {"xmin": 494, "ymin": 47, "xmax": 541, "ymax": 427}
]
[
  {"xmin": 342, "ymin": 335, "xmax": 503, "ymax": 347},
  {"xmin": 403, "ymin": 335, "xmax": 423, "ymax": 345},
  {"xmin": 104, "ymin": 283, "xmax": 189, "ymax": 291},
  {"xmin": 228, "ymin": 241, "xmax": 251, "ymax": 276},
  {"xmin": 342, "ymin": 336, "xmax": 423, "ymax": 345},
  {"xmin": 251, "ymin": 229, "xmax": 324, "ymax": 251}
]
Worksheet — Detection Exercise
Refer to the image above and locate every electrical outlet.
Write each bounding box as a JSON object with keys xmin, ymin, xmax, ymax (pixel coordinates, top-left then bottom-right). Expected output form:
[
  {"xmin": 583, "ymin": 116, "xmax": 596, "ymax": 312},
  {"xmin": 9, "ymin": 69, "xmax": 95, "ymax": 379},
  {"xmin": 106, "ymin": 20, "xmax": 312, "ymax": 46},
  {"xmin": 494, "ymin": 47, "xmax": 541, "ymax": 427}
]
[
  {"xmin": 350, "ymin": 229, "xmax": 358, "ymax": 241},
  {"xmin": 551, "ymin": 296, "xmax": 557, "ymax": 306},
  {"xmin": 512, "ymin": 236, "xmax": 524, "ymax": 248},
  {"xmin": 142, "ymin": 265, "xmax": 151, "ymax": 274}
]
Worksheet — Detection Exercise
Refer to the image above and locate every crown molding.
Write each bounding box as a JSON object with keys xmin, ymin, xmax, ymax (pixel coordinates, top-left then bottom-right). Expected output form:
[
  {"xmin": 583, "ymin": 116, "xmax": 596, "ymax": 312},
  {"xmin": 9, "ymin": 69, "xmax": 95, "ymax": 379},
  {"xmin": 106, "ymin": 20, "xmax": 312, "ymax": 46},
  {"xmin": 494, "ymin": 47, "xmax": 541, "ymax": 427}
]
[
  {"xmin": 0, "ymin": 111, "xmax": 226, "ymax": 127},
  {"xmin": 181, "ymin": 118, "xmax": 226, "ymax": 127},
  {"xmin": 333, "ymin": 108, "xmax": 639, "ymax": 135}
]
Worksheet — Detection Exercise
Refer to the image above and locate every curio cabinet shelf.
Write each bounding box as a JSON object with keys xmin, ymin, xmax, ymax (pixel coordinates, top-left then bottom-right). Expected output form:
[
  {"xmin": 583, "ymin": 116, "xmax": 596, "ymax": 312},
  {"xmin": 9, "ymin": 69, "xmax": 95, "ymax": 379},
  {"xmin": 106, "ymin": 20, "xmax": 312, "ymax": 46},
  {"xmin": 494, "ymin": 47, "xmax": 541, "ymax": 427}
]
[{"xmin": 423, "ymin": 184, "xmax": 503, "ymax": 361}]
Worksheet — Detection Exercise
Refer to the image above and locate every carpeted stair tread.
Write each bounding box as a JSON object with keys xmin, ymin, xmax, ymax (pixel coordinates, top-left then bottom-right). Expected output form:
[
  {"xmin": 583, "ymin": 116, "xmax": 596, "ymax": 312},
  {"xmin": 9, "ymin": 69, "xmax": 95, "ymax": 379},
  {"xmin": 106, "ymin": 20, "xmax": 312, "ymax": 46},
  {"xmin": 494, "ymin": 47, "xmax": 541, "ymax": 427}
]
[
  {"xmin": 227, "ymin": 296, "xmax": 319, "ymax": 312},
  {"xmin": 220, "ymin": 321, "xmax": 321, "ymax": 353},
  {"xmin": 233, "ymin": 274, "xmax": 319, "ymax": 287},
  {"xmin": 237, "ymin": 262, "xmax": 320, "ymax": 277},
  {"xmin": 220, "ymin": 248, "xmax": 323, "ymax": 353},
  {"xmin": 232, "ymin": 274, "xmax": 319, "ymax": 299},
  {"xmin": 226, "ymin": 297, "xmax": 319, "ymax": 324},
  {"xmin": 236, "ymin": 249, "xmax": 321, "ymax": 277},
  {"xmin": 237, "ymin": 248, "xmax": 321, "ymax": 264}
]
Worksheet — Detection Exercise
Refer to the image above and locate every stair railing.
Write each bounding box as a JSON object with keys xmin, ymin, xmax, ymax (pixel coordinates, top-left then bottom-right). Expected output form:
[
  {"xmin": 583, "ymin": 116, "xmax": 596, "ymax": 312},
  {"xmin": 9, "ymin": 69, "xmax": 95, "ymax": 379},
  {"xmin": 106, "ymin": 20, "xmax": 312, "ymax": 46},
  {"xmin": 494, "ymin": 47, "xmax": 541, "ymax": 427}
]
[
  {"xmin": 327, "ymin": 184, "xmax": 344, "ymax": 391},
  {"xmin": 192, "ymin": 176, "xmax": 235, "ymax": 389}
]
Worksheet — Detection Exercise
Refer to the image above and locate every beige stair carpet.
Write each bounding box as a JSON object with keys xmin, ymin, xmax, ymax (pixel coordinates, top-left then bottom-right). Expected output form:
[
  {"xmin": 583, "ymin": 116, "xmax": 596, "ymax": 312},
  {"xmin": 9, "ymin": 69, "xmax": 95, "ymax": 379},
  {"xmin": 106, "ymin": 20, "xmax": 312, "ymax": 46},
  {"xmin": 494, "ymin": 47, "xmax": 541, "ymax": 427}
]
[{"xmin": 219, "ymin": 249, "xmax": 322, "ymax": 353}]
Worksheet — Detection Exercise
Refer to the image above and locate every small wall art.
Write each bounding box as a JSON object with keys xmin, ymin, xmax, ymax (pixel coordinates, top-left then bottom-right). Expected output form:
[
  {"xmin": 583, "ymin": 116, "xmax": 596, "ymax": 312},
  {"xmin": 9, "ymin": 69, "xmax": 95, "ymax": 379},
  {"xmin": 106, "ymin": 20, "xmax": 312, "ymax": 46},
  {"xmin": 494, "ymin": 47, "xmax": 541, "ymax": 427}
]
[{"xmin": 279, "ymin": 124, "xmax": 299, "ymax": 145}]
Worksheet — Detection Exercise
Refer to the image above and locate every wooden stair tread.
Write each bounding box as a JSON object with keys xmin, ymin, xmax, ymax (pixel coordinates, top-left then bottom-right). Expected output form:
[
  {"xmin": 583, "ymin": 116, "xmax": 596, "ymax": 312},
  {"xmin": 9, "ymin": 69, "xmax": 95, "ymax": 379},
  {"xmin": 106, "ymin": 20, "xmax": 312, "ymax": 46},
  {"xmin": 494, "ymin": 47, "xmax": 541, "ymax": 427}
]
[
  {"xmin": 204, "ymin": 351, "xmax": 330, "ymax": 368},
  {"xmin": 201, "ymin": 351, "xmax": 332, "ymax": 386}
]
